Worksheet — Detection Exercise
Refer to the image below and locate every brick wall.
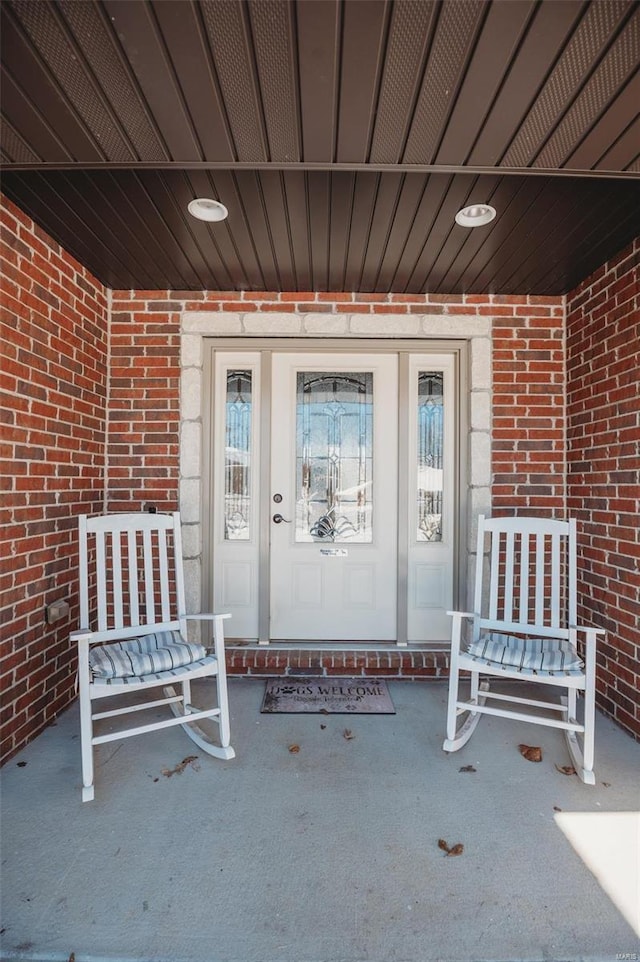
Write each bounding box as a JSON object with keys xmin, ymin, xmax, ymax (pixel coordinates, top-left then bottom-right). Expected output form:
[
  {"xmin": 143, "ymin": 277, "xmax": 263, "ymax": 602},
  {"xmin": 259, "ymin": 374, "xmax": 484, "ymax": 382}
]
[
  {"xmin": 1, "ymin": 196, "xmax": 108, "ymax": 762},
  {"xmin": 110, "ymin": 289, "xmax": 566, "ymax": 515},
  {"xmin": 491, "ymin": 301, "xmax": 565, "ymax": 514},
  {"xmin": 109, "ymin": 290, "xmax": 566, "ymax": 678},
  {"xmin": 567, "ymin": 238, "xmax": 640, "ymax": 740},
  {"xmin": 5, "ymin": 192, "xmax": 636, "ymax": 758},
  {"xmin": 108, "ymin": 294, "xmax": 182, "ymax": 511}
]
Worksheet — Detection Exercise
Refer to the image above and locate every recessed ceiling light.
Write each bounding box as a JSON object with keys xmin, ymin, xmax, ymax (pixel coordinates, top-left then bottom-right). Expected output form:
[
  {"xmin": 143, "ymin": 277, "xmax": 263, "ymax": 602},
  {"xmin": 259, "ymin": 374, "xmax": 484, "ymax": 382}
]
[
  {"xmin": 187, "ymin": 197, "xmax": 228, "ymax": 222},
  {"xmin": 455, "ymin": 204, "xmax": 496, "ymax": 228}
]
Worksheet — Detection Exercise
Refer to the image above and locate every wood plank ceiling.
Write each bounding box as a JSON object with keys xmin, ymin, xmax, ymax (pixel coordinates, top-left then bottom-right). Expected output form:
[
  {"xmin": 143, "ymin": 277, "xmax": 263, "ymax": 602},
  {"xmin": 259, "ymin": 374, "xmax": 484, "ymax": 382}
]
[{"xmin": 1, "ymin": 0, "xmax": 639, "ymax": 294}]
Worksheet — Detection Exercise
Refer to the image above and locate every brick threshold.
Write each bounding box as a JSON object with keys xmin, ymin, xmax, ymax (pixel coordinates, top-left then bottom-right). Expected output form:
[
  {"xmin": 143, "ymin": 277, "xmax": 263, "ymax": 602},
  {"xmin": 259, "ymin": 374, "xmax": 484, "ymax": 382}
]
[{"xmin": 226, "ymin": 644, "xmax": 450, "ymax": 679}]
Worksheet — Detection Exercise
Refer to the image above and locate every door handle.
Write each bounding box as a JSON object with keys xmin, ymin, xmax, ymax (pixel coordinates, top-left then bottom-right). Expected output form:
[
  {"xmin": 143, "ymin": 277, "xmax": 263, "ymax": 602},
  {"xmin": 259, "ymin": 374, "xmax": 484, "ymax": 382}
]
[{"xmin": 272, "ymin": 513, "xmax": 291, "ymax": 524}]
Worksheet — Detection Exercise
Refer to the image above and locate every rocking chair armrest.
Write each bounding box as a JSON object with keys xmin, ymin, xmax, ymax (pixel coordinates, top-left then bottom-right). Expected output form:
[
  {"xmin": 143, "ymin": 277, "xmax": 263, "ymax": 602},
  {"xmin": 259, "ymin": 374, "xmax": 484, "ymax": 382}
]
[
  {"xmin": 180, "ymin": 612, "xmax": 232, "ymax": 661},
  {"xmin": 71, "ymin": 630, "xmax": 94, "ymax": 643},
  {"xmin": 447, "ymin": 611, "xmax": 475, "ymax": 655},
  {"xmin": 180, "ymin": 613, "xmax": 232, "ymax": 621},
  {"xmin": 571, "ymin": 625, "xmax": 603, "ymax": 667}
]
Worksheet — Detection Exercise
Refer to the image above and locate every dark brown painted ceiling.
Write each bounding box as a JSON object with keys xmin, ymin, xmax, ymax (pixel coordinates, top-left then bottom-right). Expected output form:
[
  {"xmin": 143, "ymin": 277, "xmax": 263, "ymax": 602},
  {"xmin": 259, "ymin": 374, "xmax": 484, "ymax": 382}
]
[{"xmin": 1, "ymin": 0, "xmax": 639, "ymax": 294}]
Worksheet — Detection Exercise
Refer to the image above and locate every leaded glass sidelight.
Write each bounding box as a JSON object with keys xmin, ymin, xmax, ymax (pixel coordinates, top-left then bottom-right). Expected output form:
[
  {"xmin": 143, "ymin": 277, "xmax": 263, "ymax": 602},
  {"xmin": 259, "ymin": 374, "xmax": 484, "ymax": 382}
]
[
  {"xmin": 296, "ymin": 372, "xmax": 373, "ymax": 543},
  {"xmin": 417, "ymin": 372, "xmax": 444, "ymax": 542},
  {"xmin": 224, "ymin": 371, "xmax": 252, "ymax": 540}
]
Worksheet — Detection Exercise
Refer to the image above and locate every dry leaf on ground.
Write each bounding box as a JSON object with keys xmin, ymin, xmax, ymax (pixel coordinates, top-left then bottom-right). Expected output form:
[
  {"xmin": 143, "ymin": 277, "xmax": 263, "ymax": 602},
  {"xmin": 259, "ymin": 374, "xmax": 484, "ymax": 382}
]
[
  {"xmin": 438, "ymin": 838, "xmax": 464, "ymax": 856},
  {"xmin": 161, "ymin": 755, "xmax": 199, "ymax": 777},
  {"xmin": 553, "ymin": 806, "xmax": 562, "ymax": 812},
  {"xmin": 343, "ymin": 729, "xmax": 355, "ymax": 740},
  {"xmin": 288, "ymin": 744, "xmax": 300, "ymax": 753},
  {"xmin": 446, "ymin": 843, "xmax": 464, "ymax": 857},
  {"xmin": 518, "ymin": 743, "xmax": 543, "ymax": 762},
  {"xmin": 555, "ymin": 764, "xmax": 577, "ymax": 776},
  {"xmin": 459, "ymin": 764, "xmax": 476, "ymax": 773}
]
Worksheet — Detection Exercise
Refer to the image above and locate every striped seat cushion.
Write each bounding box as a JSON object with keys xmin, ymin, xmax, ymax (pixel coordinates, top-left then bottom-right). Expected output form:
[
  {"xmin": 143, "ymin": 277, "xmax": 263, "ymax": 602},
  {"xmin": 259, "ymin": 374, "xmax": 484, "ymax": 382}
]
[
  {"xmin": 466, "ymin": 633, "xmax": 583, "ymax": 672},
  {"xmin": 89, "ymin": 630, "xmax": 207, "ymax": 679},
  {"xmin": 92, "ymin": 654, "xmax": 218, "ymax": 687}
]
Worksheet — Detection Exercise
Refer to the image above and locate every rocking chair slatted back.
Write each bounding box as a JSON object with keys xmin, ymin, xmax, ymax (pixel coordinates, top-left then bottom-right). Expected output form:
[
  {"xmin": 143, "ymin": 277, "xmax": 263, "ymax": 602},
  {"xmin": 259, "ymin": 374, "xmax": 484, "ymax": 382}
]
[
  {"xmin": 444, "ymin": 514, "xmax": 600, "ymax": 784},
  {"xmin": 476, "ymin": 516, "xmax": 577, "ymax": 640},
  {"xmin": 74, "ymin": 510, "xmax": 235, "ymax": 801},
  {"xmin": 79, "ymin": 512, "xmax": 186, "ymax": 644}
]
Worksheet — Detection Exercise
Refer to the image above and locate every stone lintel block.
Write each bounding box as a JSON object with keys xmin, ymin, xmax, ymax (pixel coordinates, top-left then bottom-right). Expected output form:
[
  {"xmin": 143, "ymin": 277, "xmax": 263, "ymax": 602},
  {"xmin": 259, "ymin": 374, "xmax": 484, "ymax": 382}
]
[
  {"xmin": 243, "ymin": 314, "xmax": 302, "ymax": 334},
  {"xmin": 423, "ymin": 315, "xmax": 491, "ymax": 337},
  {"xmin": 182, "ymin": 312, "xmax": 242, "ymax": 334},
  {"xmin": 350, "ymin": 314, "xmax": 421, "ymax": 336},
  {"xmin": 303, "ymin": 314, "xmax": 349, "ymax": 335}
]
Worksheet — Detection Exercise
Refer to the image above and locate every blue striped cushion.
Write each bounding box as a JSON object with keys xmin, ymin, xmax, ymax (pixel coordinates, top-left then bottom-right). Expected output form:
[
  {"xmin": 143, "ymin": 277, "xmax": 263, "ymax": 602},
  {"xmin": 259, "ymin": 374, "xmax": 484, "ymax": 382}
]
[
  {"xmin": 467, "ymin": 633, "xmax": 583, "ymax": 672},
  {"xmin": 89, "ymin": 630, "xmax": 207, "ymax": 679},
  {"xmin": 92, "ymin": 654, "xmax": 218, "ymax": 687}
]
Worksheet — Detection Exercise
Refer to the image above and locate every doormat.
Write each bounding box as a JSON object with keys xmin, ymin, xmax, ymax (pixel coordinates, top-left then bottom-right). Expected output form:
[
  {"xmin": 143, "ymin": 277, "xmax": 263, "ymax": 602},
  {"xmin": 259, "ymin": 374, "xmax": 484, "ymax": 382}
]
[{"xmin": 261, "ymin": 678, "xmax": 395, "ymax": 714}]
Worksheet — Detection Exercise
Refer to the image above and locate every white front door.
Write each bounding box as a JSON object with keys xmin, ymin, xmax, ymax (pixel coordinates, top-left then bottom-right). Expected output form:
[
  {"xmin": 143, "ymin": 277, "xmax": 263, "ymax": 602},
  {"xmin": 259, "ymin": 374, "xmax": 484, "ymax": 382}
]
[
  {"xmin": 211, "ymin": 345, "xmax": 457, "ymax": 644},
  {"xmin": 270, "ymin": 353, "xmax": 398, "ymax": 640}
]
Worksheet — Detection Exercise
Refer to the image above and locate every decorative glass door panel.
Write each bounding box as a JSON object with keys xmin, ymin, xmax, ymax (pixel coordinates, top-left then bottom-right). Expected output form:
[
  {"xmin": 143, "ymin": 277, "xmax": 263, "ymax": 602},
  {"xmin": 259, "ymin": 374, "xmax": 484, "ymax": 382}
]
[
  {"xmin": 224, "ymin": 370, "xmax": 253, "ymax": 541},
  {"xmin": 212, "ymin": 353, "xmax": 261, "ymax": 639},
  {"xmin": 417, "ymin": 372, "xmax": 444, "ymax": 543},
  {"xmin": 407, "ymin": 355, "xmax": 455, "ymax": 642},
  {"xmin": 270, "ymin": 354, "xmax": 397, "ymax": 641},
  {"xmin": 296, "ymin": 372, "xmax": 373, "ymax": 543}
]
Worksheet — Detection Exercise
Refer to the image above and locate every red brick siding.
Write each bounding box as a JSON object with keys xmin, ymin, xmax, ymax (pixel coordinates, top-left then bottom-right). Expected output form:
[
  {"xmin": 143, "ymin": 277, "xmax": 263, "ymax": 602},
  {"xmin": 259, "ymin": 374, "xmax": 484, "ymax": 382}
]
[
  {"xmin": 1, "ymin": 195, "xmax": 108, "ymax": 762},
  {"xmin": 110, "ymin": 289, "xmax": 567, "ymax": 516},
  {"xmin": 5, "ymin": 193, "xmax": 637, "ymax": 756},
  {"xmin": 225, "ymin": 647, "xmax": 449, "ymax": 678},
  {"xmin": 567, "ymin": 238, "xmax": 640, "ymax": 740},
  {"xmin": 492, "ymin": 303, "xmax": 566, "ymax": 514},
  {"xmin": 108, "ymin": 302, "xmax": 181, "ymax": 511}
]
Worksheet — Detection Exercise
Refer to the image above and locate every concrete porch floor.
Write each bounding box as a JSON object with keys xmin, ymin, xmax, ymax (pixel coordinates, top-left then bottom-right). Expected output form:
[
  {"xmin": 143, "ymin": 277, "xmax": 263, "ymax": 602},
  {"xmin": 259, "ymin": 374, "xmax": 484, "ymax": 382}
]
[{"xmin": 1, "ymin": 678, "xmax": 639, "ymax": 962}]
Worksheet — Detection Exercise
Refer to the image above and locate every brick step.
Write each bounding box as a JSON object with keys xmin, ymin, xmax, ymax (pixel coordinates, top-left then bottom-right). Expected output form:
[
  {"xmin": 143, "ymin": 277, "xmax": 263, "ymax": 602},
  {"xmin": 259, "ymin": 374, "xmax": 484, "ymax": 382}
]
[{"xmin": 225, "ymin": 646, "xmax": 450, "ymax": 679}]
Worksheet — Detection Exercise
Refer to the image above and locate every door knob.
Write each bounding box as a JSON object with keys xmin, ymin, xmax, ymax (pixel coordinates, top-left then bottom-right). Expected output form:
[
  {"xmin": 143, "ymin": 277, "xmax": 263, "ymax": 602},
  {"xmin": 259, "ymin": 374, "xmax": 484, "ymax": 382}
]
[{"xmin": 272, "ymin": 513, "xmax": 291, "ymax": 524}]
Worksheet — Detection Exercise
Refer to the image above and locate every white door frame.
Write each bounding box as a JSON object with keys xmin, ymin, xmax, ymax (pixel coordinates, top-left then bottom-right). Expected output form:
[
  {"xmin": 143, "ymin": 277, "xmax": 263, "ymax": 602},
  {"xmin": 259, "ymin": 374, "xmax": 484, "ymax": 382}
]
[{"xmin": 201, "ymin": 338, "xmax": 472, "ymax": 646}]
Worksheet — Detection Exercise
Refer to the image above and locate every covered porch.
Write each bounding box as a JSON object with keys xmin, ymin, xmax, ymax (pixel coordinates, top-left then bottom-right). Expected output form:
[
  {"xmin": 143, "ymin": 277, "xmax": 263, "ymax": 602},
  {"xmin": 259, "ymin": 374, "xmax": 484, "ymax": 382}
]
[
  {"xmin": 2, "ymin": 677, "xmax": 639, "ymax": 962},
  {"xmin": 1, "ymin": 3, "xmax": 639, "ymax": 958}
]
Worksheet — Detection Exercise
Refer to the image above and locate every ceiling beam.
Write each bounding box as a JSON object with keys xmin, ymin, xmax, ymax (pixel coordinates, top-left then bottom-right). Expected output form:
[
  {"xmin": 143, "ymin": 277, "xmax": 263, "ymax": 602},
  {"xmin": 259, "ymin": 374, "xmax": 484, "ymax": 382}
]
[{"xmin": 3, "ymin": 160, "xmax": 639, "ymax": 180}]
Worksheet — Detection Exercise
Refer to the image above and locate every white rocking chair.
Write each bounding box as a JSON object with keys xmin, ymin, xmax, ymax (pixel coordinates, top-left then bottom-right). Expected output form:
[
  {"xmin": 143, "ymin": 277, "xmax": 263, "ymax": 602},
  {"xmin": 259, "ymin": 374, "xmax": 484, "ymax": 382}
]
[
  {"xmin": 443, "ymin": 515, "xmax": 601, "ymax": 784},
  {"xmin": 73, "ymin": 511, "xmax": 235, "ymax": 801}
]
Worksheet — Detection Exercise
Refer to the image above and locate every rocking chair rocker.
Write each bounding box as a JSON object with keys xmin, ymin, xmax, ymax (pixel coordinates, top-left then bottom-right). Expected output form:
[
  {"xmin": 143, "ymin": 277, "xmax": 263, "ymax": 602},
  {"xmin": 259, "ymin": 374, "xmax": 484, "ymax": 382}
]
[
  {"xmin": 73, "ymin": 511, "xmax": 235, "ymax": 801},
  {"xmin": 443, "ymin": 515, "xmax": 601, "ymax": 784}
]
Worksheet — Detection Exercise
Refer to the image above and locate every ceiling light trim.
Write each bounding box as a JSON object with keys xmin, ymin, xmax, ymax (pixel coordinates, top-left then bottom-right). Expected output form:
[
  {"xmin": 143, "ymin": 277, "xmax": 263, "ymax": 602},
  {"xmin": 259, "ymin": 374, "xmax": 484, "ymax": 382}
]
[
  {"xmin": 188, "ymin": 197, "xmax": 228, "ymax": 222},
  {"xmin": 455, "ymin": 204, "xmax": 496, "ymax": 227}
]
